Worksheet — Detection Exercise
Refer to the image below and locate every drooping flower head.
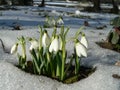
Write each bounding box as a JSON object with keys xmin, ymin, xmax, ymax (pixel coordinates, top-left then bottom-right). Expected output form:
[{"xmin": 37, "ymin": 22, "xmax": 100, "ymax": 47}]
[
  {"xmin": 57, "ymin": 16, "xmax": 64, "ymax": 25},
  {"xmin": 29, "ymin": 38, "xmax": 39, "ymax": 50},
  {"xmin": 42, "ymin": 30, "xmax": 50, "ymax": 48},
  {"xmin": 52, "ymin": 18, "xmax": 56, "ymax": 26},
  {"xmin": 11, "ymin": 43, "xmax": 18, "ymax": 54},
  {"xmin": 75, "ymin": 39, "xmax": 87, "ymax": 57},
  {"xmin": 45, "ymin": 16, "xmax": 50, "ymax": 23},
  {"xmin": 49, "ymin": 35, "xmax": 59, "ymax": 53},
  {"xmin": 80, "ymin": 33, "xmax": 88, "ymax": 49}
]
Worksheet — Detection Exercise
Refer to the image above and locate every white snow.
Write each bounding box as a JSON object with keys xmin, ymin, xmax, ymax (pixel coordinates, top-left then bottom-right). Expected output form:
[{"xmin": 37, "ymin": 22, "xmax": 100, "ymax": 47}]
[{"xmin": 0, "ymin": 4, "xmax": 120, "ymax": 90}]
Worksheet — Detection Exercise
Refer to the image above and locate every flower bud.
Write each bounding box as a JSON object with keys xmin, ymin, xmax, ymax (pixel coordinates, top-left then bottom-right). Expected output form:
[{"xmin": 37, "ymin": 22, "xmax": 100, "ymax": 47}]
[
  {"xmin": 75, "ymin": 41, "xmax": 87, "ymax": 57},
  {"xmin": 11, "ymin": 43, "xmax": 18, "ymax": 54},
  {"xmin": 29, "ymin": 39, "xmax": 39, "ymax": 50},
  {"xmin": 49, "ymin": 36, "xmax": 59, "ymax": 53},
  {"xmin": 42, "ymin": 30, "xmax": 50, "ymax": 48},
  {"xmin": 57, "ymin": 17, "xmax": 64, "ymax": 25},
  {"xmin": 80, "ymin": 34, "xmax": 88, "ymax": 49}
]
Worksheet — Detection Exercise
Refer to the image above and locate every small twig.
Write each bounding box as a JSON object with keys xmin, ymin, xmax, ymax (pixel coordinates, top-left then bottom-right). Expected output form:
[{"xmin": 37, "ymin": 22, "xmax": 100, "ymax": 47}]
[{"xmin": 0, "ymin": 38, "xmax": 10, "ymax": 53}]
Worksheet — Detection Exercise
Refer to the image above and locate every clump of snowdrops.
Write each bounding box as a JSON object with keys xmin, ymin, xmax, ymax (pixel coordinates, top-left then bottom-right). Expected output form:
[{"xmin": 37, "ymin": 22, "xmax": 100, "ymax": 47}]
[
  {"xmin": 11, "ymin": 26, "xmax": 88, "ymax": 81},
  {"xmin": 44, "ymin": 16, "xmax": 64, "ymax": 28}
]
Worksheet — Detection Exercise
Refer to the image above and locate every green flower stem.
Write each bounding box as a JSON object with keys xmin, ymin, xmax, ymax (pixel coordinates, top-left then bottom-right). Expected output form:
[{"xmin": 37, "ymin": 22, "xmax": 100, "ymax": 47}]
[
  {"xmin": 52, "ymin": 27, "xmax": 57, "ymax": 37},
  {"xmin": 61, "ymin": 53, "xmax": 65, "ymax": 80},
  {"xmin": 39, "ymin": 26, "xmax": 43, "ymax": 50},
  {"xmin": 38, "ymin": 48, "xmax": 43, "ymax": 63},
  {"xmin": 59, "ymin": 27, "xmax": 69, "ymax": 81},
  {"xmin": 21, "ymin": 38, "xmax": 26, "ymax": 69},
  {"xmin": 17, "ymin": 36, "xmax": 27, "ymax": 69},
  {"xmin": 61, "ymin": 42, "xmax": 66, "ymax": 81},
  {"xmin": 75, "ymin": 26, "xmax": 84, "ymax": 39},
  {"xmin": 50, "ymin": 53, "xmax": 55, "ymax": 77},
  {"xmin": 50, "ymin": 61, "xmax": 55, "ymax": 77},
  {"xmin": 33, "ymin": 58, "xmax": 40, "ymax": 74},
  {"xmin": 38, "ymin": 48, "xmax": 45, "ymax": 74},
  {"xmin": 30, "ymin": 49, "xmax": 40, "ymax": 74},
  {"xmin": 46, "ymin": 52, "xmax": 50, "ymax": 74},
  {"xmin": 56, "ymin": 52, "xmax": 61, "ymax": 77},
  {"xmin": 22, "ymin": 44, "xmax": 26, "ymax": 59},
  {"xmin": 75, "ymin": 55, "xmax": 80, "ymax": 75},
  {"xmin": 65, "ymin": 55, "xmax": 74, "ymax": 74}
]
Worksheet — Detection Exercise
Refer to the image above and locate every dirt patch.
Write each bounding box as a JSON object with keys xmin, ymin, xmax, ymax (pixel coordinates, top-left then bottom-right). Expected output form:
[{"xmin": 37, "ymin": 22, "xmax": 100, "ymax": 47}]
[
  {"xmin": 17, "ymin": 61, "xmax": 96, "ymax": 84},
  {"xmin": 96, "ymin": 42, "xmax": 120, "ymax": 53}
]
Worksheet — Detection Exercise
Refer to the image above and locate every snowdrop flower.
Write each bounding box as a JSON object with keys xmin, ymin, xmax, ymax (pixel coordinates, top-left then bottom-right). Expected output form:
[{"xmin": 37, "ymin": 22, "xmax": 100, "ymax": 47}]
[
  {"xmin": 75, "ymin": 10, "xmax": 81, "ymax": 16},
  {"xmin": 45, "ymin": 16, "xmax": 51, "ymax": 25},
  {"xmin": 75, "ymin": 40, "xmax": 87, "ymax": 57},
  {"xmin": 42, "ymin": 30, "xmax": 50, "ymax": 48},
  {"xmin": 45, "ymin": 16, "xmax": 49, "ymax": 22},
  {"xmin": 29, "ymin": 39, "xmax": 39, "ymax": 50},
  {"xmin": 49, "ymin": 36, "xmax": 59, "ymax": 53},
  {"xmin": 11, "ymin": 43, "xmax": 18, "ymax": 54},
  {"xmin": 52, "ymin": 18, "xmax": 56, "ymax": 26},
  {"xmin": 57, "ymin": 17, "xmax": 64, "ymax": 25},
  {"xmin": 80, "ymin": 34, "xmax": 88, "ymax": 49}
]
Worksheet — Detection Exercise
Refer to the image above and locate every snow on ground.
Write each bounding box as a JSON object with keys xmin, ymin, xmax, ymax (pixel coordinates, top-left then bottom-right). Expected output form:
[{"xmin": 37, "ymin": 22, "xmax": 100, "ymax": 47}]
[{"xmin": 0, "ymin": 4, "xmax": 120, "ymax": 90}]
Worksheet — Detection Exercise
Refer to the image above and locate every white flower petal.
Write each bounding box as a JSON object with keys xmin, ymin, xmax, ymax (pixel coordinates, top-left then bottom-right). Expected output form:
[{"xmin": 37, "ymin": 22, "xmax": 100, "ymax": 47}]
[
  {"xmin": 52, "ymin": 19, "xmax": 56, "ymax": 26},
  {"xmin": 30, "ymin": 45, "xmax": 33, "ymax": 50},
  {"xmin": 75, "ymin": 42, "xmax": 87, "ymax": 57},
  {"xmin": 49, "ymin": 36, "xmax": 59, "ymax": 53},
  {"xmin": 42, "ymin": 31, "xmax": 50, "ymax": 48},
  {"xmin": 80, "ymin": 35, "xmax": 88, "ymax": 49},
  {"xmin": 57, "ymin": 18, "xmax": 64, "ymax": 25},
  {"xmin": 11, "ymin": 43, "xmax": 18, "ymax": 54},
  {"xmin": 30, "ymin": 40, "xmax": 39, "ymax": 50}
]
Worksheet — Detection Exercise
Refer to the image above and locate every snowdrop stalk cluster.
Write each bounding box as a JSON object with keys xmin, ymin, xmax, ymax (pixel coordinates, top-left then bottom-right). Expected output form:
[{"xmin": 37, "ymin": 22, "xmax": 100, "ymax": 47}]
[
  {"xmin": 44, "ymin": 16, "xmax": 64, "ymax": 28},
  {"xmin": 11, "ymin": 26, "xmax": 88, "ymax": 81},
  {"xmin": 11, "ymin": 36, "xmax": 26, "ymax": 69},
  {"xmin": 74, "ymin": 31, "xmax": 88, "ymax": 74}
]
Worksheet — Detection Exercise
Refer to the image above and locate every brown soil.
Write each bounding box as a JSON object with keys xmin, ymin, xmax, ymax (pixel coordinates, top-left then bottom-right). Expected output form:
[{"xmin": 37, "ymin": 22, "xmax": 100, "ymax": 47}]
[
  {"xmin": 63, "ymin": 65, "xmax": 96, "ymax": 84},
  {"xmin": 112, "ymin": 74, "xmax": 120, "ymax": 79},
  {"xmin": 19, "ymin": 61, "xmax": 96, "ymax": 84},
  {"xmin": 96, "ymin": 42, "xmax": 120, "ymax": 80},
  {"xmin": 96, "ymin": 42, "xmax": 120, "ymax": 53}
]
